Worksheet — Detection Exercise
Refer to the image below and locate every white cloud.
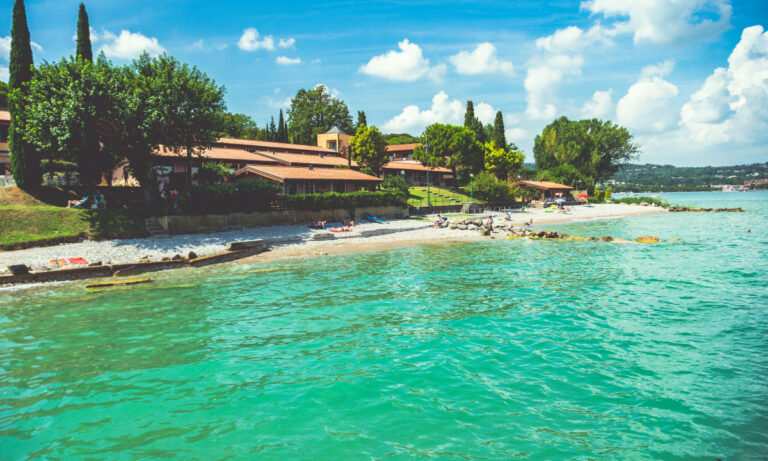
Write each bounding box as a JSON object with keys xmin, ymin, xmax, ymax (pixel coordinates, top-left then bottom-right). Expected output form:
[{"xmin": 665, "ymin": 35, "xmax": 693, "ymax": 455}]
[
  {"xmin": 581, "ymin": 89, "xmax": 613, "ymax": 118},
  {"xmin": 238, "ymin": 28, "xmax": 275, "ymax": 51},
  {"xmin": 98, "ymin": 30, "xmax": 165, "ymax": 59},
  {"xmin": 524, "ymin": 54, "xmax": 584, "ymax": 120},
  {"xmin": 474, "ymin": 102, "xmax": 496, "ymax": 125},
  {"xmin": 1, "ymin": 35, "xmax": 43, "ymax": 61},
  {"xmin": 382, "ymin": 91, "xmax": 465, "ymax": 133},
  {"xmin": 267, "ymin": 96, "xmax": 292, "ymax": 109},
  {"xmin": 617, "ymin": 62, "xmax": 679, "ymax": 132},
  {"xmin": 680, "ymin": 25, "xmax": 768, "ymax": 145},
  {"xmin": 359, "ymin": 39, "xmax": 446, "ymax": 82},
  {"xmin": 276, "ymin": 56, "xmax": 301, "ymax": 65},
  {"xmin": 582, "ymin": 0, "xmax": 732, "ymax": 45},
  {"xmin": 0, "ymin": 65, "xmax": 8, "ymax": 82},
  {"xmin": 189, "ymin": 39, "xmax": 204, "ymax": 50},
  {"xmin": 535, "ymin": 25, "xmax": 614, "ymax": 54},
  {"xmin": 449, "ymin": 42, "xmax": 514, "ymax": 76},
  {"xmin": 278, "ymin": 38, "xmax": 295, "ymax": 48},
  {"xmin": 506, "ymin": 128, "xmax": 529, "ymax": 143}
]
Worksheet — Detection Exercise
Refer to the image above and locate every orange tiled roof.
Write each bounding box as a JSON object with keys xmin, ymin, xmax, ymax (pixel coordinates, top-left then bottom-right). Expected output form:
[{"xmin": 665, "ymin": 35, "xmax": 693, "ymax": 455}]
[
  {"xmin": 0, "ymin": 110, "xmax": 10, "ymax": 122},
  {"xmin": 153, "ymin": 145, "xmax": 262, "ymax": 162},
  {"xmin": 382, "ymin": 160, "xmax": 451, "ymax": 173},
  {"xmin": 217, "ymin": 137, "xmax": 336, "ymax": 154},
  {"xmin": 385, "ymin": 143, "xmax": 421, "ymax": 152},
  {"xmin": 252, "ymin": 150, "xmax": 357, "ymax": 168},
  {"xmin": 235, "ymin": 165, "xmax": 382, "ymax": 183},
  {"xmin": 517, "ymin": 180, "xmax": 574, "ymax": 190}
]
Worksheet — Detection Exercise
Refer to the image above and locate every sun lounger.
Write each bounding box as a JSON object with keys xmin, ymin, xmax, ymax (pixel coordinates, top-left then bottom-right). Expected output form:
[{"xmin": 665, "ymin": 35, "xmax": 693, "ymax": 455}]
[
  {"xmin": 365, "ymin": 213, "xmax": 387, "ymax": 223},
  {"xmin": 69, "ymin": 197, "xmax": 88, "ymax": 209}
]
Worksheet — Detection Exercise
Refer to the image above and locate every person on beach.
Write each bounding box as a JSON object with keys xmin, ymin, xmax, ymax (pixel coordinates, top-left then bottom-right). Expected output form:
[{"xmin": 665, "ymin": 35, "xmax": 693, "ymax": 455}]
[
  {"xmin": 486, "ymin": 216, "xmax": 493, "ymax": 228},
  {"xmin": 524, "ymin": 218, "xmax": 533, "ymax": 226},
  {"xmin": 343, "ymin": 219, "xmax": 355, "ymax": 227},
  {"xmin": 434, "ymin": 214, "xmax": 444, "ymax": 228},
  {"xmin": 170, "ymin": 189, "xmax": 179, "ymax": 209},
  {"xmin": 311, "ymin": 220, "xmax": 327, "ymax": 229}
]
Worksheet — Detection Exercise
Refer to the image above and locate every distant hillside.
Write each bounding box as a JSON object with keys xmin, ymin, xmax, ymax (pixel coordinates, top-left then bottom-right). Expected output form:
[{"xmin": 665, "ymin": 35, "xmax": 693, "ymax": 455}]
[{"xmin": 605, "ymin": 162, "xmax": 768, "ymax": 192}]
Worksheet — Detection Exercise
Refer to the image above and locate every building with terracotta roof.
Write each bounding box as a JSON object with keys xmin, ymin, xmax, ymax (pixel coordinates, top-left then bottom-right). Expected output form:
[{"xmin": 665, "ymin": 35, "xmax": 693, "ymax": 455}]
[
  {"xmin": 516, "ymin": 180, "xmax": 574, "ymax": 201},
  {"xmin": 386, "ymin": 143, "xmax": 421, "ymax": 160},
  {"xmin": 233, "ymin": 164, "xmax": 380, "ymax": 195},
  {"xmin": 381, "ymin": 160, "xmax": 454, "ymax": 187},
  {"xmin": 0, "ymin": 110, "xmax": 9, "ymax": 175},
  {"xmin": 316, "ymin": 126, "xmax": 352, "ymax": 154}
]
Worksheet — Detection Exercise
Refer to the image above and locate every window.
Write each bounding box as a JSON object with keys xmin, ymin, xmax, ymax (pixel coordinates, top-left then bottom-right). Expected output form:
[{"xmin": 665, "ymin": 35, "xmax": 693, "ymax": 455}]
[
  {"xmin": 0, "ymin": 125, "xmax": 8, "ymax": 143},
  {"xmin": 327, "ymin": 140, "xmax": 337, "ymax": 151}
]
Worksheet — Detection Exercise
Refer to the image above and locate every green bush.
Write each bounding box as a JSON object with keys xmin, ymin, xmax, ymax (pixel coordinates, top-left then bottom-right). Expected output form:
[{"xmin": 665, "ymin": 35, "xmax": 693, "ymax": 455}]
[
  {"xmin": 178, "ymin": 178, "xmax": 280, "ymax": 214},
  {"xmin": 283, "ymin": 190, "xmax": 407, "ymax": 211},
  {"xmin": 381, "ymin": 175, "xmax": 409, "ymax": 195},
  {"xmin": 469, "ymin": 171, "xmax": 512, "ymax": 204},
  {"xmin": 196, "ymin": 162, "xmax": 232, "ymax": 185},
  {"xmin": 610, "ymin": 196, "xmax": 669, "ymax": 207}
]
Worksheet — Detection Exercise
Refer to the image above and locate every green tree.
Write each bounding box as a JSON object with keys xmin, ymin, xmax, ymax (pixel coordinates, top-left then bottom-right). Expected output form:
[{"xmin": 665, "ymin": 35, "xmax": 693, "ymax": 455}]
[
  {"xmin": 463, "ymin": 100, "xmax": 487, "ymax": 144},
  {"xmin": 9, "ymin": 0, "xmax": 40, "ymax": 190},
  {"xmin": 384, "ymin": 133, "xmax": 420, "ymax": 145},
  {"xmin": 483, "ymin": 141, "xmax": 524, "ymax": 180},
  {"xmin": 381, "ymin": 174, "xmax": 409, "ymax": 195},
  {"xmin": 196, "ymin": 162, "xmax": 232, "ymax": 185},
  {"xmin": 533, "ymin": 116, "xmax": 638, "ymax": 192},
  {"xmin": 21, "ymin": 56, "xmax": 124, "ymax": 187},
  {"xmin": 287, "ymin": 85, "xmax": 353, "ymax": 145},
  {"xmin": 138, "ymin": 54, "xmax": 226, "ymax": 184},
  {"xmin": 219, "ymin": 112, "xmax": 260, "ymax": 139},
  {"xmin": 414, "ymin": 123, "xmax": 483, "ymax": 184},
  {"xmin": 277, "ymin": 109, "xmax": 288, "ymax": 142},
  {"xmin": 350, "ymin": 124, "xmax": 388, "ymax": 175},
  {"xmin": 75, "ymin": 3, "xmax": 93, "ymax": 61},
  {"xmin": 356, "ymin": 110, "xmax": 367, "ymax": 130},
  {"xmin": 492, "ymin": 111, "xmax": 506, "ymax": 149},
  {"xmin": 0, "ymin": 81, "xmax": 9, "ymax": 109},
  {"xmin": 266, "ymin": 116, "xmax": 277, "ymax": 141}
]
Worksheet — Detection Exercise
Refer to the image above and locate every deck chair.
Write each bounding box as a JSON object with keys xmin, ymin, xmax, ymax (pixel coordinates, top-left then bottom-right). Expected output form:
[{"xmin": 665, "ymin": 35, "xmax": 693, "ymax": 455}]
[{"xmin": 69, "ymin": 197, "xmax": 89, "ymax": 209}]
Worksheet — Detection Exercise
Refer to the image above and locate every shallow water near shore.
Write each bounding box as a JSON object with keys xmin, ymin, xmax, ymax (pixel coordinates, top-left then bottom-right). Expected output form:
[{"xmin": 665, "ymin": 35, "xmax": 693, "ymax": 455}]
[{"xmin": 1, "ymin": 191, "xmax": 767, "ymax": 459}]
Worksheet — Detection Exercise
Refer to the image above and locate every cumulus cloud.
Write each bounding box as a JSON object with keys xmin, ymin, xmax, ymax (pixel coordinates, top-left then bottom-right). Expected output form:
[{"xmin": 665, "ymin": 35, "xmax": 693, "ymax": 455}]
[
  {"xmin": 449, "ymin": 42, "xmax": 514, "ymax": 76},
  {"xmin": 581, "ymin": 89, "xmax": 614, "ymax": 118},
  {"xmin": 278, "ymin": 38, "xmax": 295, "ymax": 48},
  {"xmin": 680, "ymin": 25, "xmax": 768, "ymax": 145},
  {"xmin": 238, "ymin": 28, "xmax": 275, "ymax": 51},
  {"xmin": 506, "ymin": 127, "xmax": 529, "ymax": 143},
  {"xmin": 535, "ymin": 25, "xmax": 615, "ymax": 54},
  {"xmin": 267, "ymin": 96, "xmax": 292, "ymax": 109},
  {"xmin": 382, "ymin": 91, "xmax": 468, "ymax": 133},
  {"xmin": 359, "ymin": 39, "xmax": 446, "ymax": 82},
  {"xmin": 276, "ymin": 56, "xmax": 301, "ymax": 65},
  {"xmin": 616, "ymin": 62, "xmax": 679, "ymax": 132},
  {"xmin": 582, "ymin": 0, "xmax": 732, "ymax": 44},
  {"xmin": 98, "ymin": 30, "xmax": 165, "ymax": 59},
  {"xmin": 0, "ymin": 65, "xmax": 8, "ymax": 82},
  {"xmin": 524, "ymin": 54, "xmax": 584, "ymax": 120},
  {"xmin": 474, "ymin": 102, "xmax": 496, "ymax": 125}
]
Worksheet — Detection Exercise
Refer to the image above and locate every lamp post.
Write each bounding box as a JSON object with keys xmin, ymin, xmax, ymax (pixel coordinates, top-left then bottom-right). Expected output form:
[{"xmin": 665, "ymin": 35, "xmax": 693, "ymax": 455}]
[
  {"xmin": 424, "ymin": 141, "xmax": 430, "ymax": 206},
  {"xmin": 469, "ymin": 173, "xmax": 474, "ymax": 206}
]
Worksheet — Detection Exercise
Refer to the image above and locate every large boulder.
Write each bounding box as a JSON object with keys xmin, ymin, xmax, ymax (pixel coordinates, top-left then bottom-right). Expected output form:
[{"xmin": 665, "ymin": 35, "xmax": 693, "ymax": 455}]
[
  {"xmin": 7, "ymin": 265, "xmax": 30, "ymax": 275},
  {"xmin": 599, "ymin": 236, "xmax": 614, "ymax": 242},
  {"xmin": 635, "ymin": 235, "xmax": 660, "ymax": 243}
]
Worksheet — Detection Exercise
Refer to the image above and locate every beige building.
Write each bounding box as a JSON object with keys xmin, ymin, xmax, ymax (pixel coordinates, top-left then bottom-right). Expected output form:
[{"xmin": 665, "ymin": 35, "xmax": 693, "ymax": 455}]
[{"xmin": 316, "ymin": 126, "xmax": 352, "ymax": 154}]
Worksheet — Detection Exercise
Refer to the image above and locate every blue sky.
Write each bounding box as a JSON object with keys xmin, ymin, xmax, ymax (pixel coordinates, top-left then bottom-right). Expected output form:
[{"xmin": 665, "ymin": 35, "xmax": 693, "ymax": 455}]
[{"xmin": 1, "ymin": 0, "xmax": 767, "ymax": 166}]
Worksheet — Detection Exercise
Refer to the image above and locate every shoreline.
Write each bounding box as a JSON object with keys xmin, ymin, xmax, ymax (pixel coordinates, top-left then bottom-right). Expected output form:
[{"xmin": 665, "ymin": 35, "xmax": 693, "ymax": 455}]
[{"xmin": 0, "ymin": 204, "xmax": 666, "ymax": 285}]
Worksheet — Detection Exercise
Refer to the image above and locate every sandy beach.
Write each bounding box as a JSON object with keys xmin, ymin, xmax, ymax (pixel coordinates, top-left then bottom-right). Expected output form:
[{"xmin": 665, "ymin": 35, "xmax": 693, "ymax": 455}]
[{"xmin": 0, "ymin": 203, "xmax": 665, "ymax": 271}]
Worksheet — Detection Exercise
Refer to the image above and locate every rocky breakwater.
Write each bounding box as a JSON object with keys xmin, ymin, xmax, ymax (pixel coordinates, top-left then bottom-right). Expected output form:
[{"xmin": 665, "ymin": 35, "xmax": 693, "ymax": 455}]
[
  {"xmin": 448, "ymin": 218, "xmax": 667, "ymax": 244},
  {"xmin": 667, "ymin": 206, "xmax": 744, "ymax": 212}
]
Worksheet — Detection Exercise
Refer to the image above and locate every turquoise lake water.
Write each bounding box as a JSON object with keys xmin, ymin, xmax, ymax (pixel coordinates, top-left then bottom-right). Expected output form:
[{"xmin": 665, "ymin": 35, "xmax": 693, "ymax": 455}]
[{"xmin": 1, "ymin": 191, "xmax": 767, "ymax": 460}]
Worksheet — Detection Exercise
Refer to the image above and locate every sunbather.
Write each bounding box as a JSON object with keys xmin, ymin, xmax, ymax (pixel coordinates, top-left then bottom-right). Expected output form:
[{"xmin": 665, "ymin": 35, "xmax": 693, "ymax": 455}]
[
  {"xmin": 434, "ymin": 214, "xmax": 444, "ymax": 228},
  {"xmin": 67, "ymin": 196, "xmax": 88, "ymax": 208},
  {"xmin": 309, "ymin": 220, "xmax": 327, "ymax": 229}
]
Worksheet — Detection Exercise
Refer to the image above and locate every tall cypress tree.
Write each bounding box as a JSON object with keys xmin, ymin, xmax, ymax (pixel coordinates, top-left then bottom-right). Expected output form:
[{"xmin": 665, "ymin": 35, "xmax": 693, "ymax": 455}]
[
  {"xmin": 463, "ymin": 101, "xmax": 475, "ymax": 128},
  {"xmin": 492, "ymin": 111, "xmax": 506, "ymax": 149},
  {"xmin": 356, "ymin": 110, "xmax": 367, "ymax": 130},
  {"xmin": 9, "ymin": 0, "xmax": 40, "ymax": 190},
  {"xmin": 277, "ymin": 109, "xmax": 287, "ymax": 142},
  {"xmin": 76, "ymin": 3, "xmax": 93, "ymax": 61}
]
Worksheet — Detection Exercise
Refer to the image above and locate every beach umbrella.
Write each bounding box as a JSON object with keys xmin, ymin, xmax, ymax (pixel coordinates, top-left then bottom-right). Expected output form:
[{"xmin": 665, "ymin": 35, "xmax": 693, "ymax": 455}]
[{"xmin": 577, "ymin": 193, "xmax": 589, "ymax": 198}]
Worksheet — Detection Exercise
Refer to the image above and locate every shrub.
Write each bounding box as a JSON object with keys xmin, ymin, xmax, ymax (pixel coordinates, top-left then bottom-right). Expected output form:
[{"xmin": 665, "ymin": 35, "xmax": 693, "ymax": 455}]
[
  {"xmin": 610, "ymin": 196, "xmax": 669, "ymax": 207},
  {"xmin": 283, "ymin": 190, "xmax": 407, "ymax": 211},
  {"xmin": 196, "ymin": 162, "xmax": 232, "ymax": 185},
  {"xmin": 178, "ymin": 178, "xmax": 279, "ymax": 214},
  {"xmin": 381, "ymin": 174, "xmax": 409, "ymax": 195},
  {"xmin": 469, "ymin": 171, "xmax": 512, "ymax": 204}
]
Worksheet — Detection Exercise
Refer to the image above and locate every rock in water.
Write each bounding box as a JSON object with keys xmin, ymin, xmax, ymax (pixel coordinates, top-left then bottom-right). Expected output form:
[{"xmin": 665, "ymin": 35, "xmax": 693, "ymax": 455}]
[
  {"xmin": 188, "ymin": 251, "xmax": 198, "ymax": 260},
  {"xmin": 635, "ymin": 235, "xmax": 660, "ymax": 243}
]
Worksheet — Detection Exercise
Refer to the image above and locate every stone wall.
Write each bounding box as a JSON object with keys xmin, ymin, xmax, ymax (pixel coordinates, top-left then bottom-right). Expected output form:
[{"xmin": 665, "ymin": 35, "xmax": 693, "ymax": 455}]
[{"xmin": 155, "ymin": 206, "xmax": 409, "ymax": 235}]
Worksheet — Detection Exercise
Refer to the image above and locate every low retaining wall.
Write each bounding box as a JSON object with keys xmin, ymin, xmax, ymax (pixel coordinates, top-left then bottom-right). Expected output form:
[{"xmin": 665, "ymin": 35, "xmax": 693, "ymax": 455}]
[{"xmin": 155, "ymin": 206, "xmax": 409, "ymax": 235}]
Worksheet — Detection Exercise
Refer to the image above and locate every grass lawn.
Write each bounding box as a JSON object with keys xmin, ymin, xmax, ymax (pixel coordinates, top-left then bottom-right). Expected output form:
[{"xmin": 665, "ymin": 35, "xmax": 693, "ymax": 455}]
[
  {"xmin": 0, "ymin": 187, "xmax": 147, "ymax": 247},
  {"xmin": 408, "ymin": 186, "xmax": 484, "ymax": 207}
]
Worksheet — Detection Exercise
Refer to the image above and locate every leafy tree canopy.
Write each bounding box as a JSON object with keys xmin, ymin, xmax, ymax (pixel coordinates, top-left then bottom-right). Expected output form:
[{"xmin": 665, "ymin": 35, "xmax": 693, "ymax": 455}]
[
  {"xmin": 219, "ymin": 112, "xmax": 260, "ymax": 139},
  {"xmin": 350, "ymin": 124, "xmax": 388, "ymax": 175},
  {"xmin": 384, "ymin": 133, "xmax": 420, "ymax": 145},
  {"xmin": 414, "ymin": 123, "xmax": 483, "ymax": 184},
  {"xmin": 356, "ymin": 110, "xmax": 367, "ymax": 130},
  {"xmin": 287, "ymin": 85, "xmax": 353, "ymax": 145},
  {"xmin": 0, "ymin": 81, "xmax": 9, "ymax": 109},
  {"xmin": 483, "ymin": 141, "xmax": 524, "ymax": 180},
  {"xmin": 533, "ymin": 116, "xmax": 638, "ymax": 191}
]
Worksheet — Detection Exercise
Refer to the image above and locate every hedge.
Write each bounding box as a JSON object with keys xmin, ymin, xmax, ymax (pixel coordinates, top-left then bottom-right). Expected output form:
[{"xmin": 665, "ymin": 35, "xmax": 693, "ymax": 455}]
[
  {"xmin": 178, "ymin": 178, "xmax": 280, "ymax": 215},
  {"xmin": 283, "ymin": 190, "xmax": 407, "ymax": 211}
]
